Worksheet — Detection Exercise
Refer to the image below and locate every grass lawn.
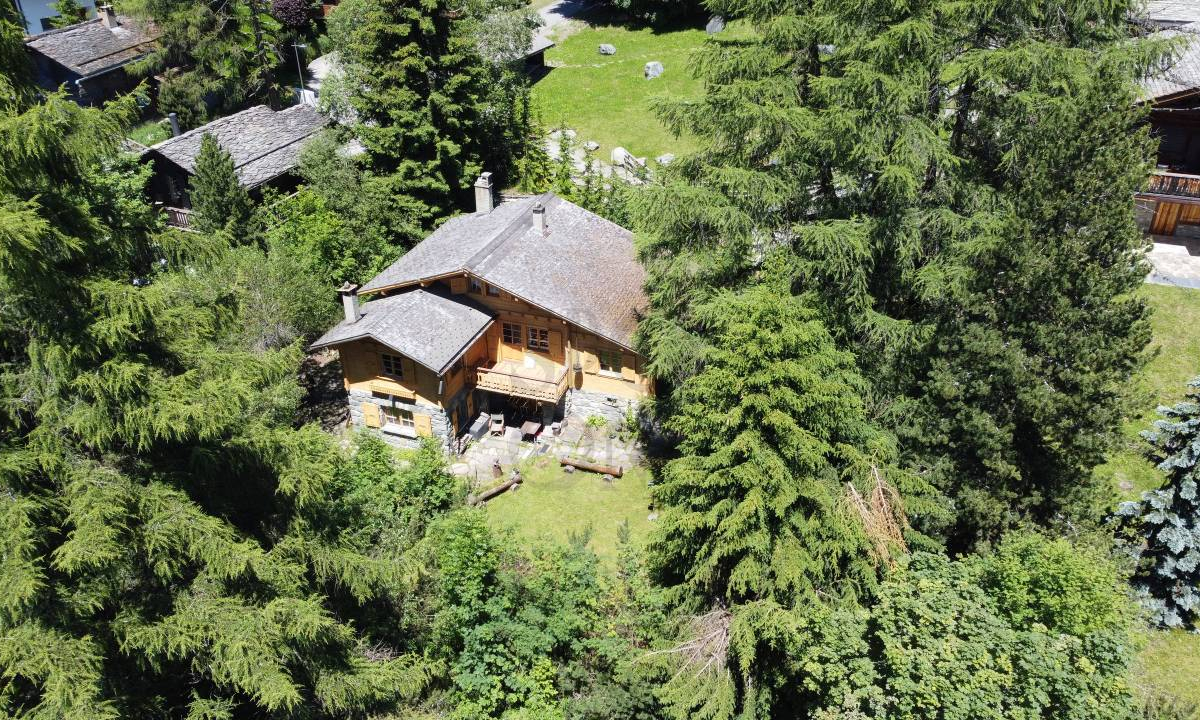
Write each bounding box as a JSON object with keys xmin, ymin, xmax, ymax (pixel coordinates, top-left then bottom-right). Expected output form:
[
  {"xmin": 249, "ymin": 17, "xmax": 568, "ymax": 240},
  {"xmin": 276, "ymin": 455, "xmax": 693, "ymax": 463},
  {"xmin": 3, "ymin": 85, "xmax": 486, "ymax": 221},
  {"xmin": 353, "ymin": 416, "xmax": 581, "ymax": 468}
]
[
  {"xmin": 531, "ymin": 15, "xmax": 719, "ymax": 160},
  {"xmin": 1098, "ymin": 283, "xmax": 1200, "ymax": 501},
  {"xmin": 484, "ymin": 457, "xmax": 654, "ymax": 565},
  {"xmin": 128, "ymin": 116, "xmax": 172, "ymax": 146},
  {"xmin": 1132, "ymin": 629, "xmax": 1200, "ymax": 708}
]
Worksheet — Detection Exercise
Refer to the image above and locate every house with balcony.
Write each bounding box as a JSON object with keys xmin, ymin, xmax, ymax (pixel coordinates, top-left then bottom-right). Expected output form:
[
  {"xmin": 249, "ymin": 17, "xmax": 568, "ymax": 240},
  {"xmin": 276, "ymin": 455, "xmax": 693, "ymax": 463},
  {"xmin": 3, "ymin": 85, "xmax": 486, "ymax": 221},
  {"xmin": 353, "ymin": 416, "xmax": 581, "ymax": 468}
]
[
  {"xmin": 310, "ymin": 174, "xmax": 653, "ymax": 452},
  {"xmin": 1138, "ymin": 19, "xmax": 1200, "ymax": 236}
]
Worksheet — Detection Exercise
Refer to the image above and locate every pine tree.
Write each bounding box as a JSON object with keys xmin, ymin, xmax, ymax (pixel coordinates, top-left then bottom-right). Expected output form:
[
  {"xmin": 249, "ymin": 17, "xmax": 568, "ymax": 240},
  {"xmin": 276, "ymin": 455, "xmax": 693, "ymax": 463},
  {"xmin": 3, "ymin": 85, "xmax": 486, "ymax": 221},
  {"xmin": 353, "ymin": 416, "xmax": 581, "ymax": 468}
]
[
  {"xmin": 0, "ymin": 21, "xmax": 426, "ymax": 715},
  {"xmin": 648, "ymin": 281, "xmax": 939, "ymax": 718},
  {"xmin": 636, "ymin": 0, "xmax": 1169, "ymax": 549},
  {"xmin": 48, "ymin": 0, "xmax": 87, "ymax": 27},
  {"xmin": 1119, "ymin": 377, "xmax": 1200, "ymax": 629},
  {"xmin": 329, "ymin": 0, "xmax": 490, "ymax": 226},
  {"xmin": 190, "ymin": 132, "xmax": 254, "ymax": 237}
]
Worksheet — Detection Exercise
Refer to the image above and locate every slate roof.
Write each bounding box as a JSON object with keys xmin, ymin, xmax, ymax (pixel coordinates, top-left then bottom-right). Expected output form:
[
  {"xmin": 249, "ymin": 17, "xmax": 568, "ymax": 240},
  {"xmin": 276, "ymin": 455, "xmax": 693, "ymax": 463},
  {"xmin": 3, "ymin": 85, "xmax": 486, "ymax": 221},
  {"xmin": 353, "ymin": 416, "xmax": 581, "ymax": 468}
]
[
  {"xmin": 1143, "ymin": 23, "xmax": 1200, "ymax": 101},
  {"xmin": 1144, "ymin": 0, "xmax": 1200, "ymax": 28},
  {"xmin": 25, "ymin": 15, "xmax": 158, "ymax": 78},
  {"xmin": 360, "ymin": 193, "xmax": 647, "ymax": 351},
  {"xmin": 311, "ymin": 288, "xmax": 495, "ymax": 375},
  {"xmin": 146, "ymin": 104, "xmax": 326, "ymax": 188}
]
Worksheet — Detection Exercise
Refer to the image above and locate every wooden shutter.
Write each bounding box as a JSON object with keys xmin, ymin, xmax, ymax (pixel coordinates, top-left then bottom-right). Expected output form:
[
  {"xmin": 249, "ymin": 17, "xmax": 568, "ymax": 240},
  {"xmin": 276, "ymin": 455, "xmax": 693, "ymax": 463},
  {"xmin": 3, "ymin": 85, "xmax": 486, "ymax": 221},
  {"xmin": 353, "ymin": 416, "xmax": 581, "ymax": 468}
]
[
  {"xmin": 413, "ymin": 413, "xmax": 433, "ymax": 437},
  {"xmin": 401, "ymin": 356, "xmax": 417, "ymax": 382},
  {"xmin": 450, "ymin": 276, "xmax": 468, "ymax": 294},
  {"xmin": 581, "ymin": 348, "xmax": 599, "ymax": 374},
  {"xmin": 361, "ymin": 403, "xmax": 381, "ymax": 428},
  {"xmin": 549, "ymin": 330, "xmax": 563, "ymax": 361},
  {"xmin": 621, "ymin": 354, "xmax": 638, "ymax": 381}
]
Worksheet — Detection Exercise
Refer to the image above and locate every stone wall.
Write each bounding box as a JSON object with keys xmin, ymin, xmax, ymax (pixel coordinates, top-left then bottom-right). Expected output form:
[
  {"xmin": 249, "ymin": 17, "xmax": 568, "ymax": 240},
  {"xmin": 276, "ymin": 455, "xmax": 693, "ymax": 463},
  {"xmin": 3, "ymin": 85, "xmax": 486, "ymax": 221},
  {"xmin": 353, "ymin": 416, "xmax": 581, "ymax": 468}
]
[
  {"xmin": 565, "ymin": 388, "xmax": 638, "ymax": 430},
  {"xmin": 347, "ymin": 388, "xmax": 454, "ymax": 451}
]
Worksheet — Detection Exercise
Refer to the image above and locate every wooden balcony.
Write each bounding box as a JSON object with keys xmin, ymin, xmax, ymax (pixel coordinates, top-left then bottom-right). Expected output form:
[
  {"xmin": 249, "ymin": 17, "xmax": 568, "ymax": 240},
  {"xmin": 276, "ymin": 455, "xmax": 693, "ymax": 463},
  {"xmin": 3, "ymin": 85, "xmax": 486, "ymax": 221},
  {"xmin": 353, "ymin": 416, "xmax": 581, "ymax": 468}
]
[
  {"xmin": 164, "ymin": 206, "xmax": 194, "ymax": 230},
  {"xmin": 1146, "ymin": 171, "xmax": 1200, "ymax": 200},
  {"xmin": 473, "ymin": 356, "xmax": 569, "ymax": 403}
]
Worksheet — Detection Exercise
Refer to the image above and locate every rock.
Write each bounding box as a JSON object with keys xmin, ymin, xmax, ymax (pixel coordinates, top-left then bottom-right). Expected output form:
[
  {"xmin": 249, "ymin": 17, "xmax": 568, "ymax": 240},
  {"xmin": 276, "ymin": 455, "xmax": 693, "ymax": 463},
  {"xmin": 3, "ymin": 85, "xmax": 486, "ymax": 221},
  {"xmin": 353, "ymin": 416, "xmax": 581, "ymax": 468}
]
[
  {"xmin": 563, "ymin": 464, "xmax": 576, "ymax": 474},
  {"xmin": 706, "ymin": 15, "xmax": 726, "ymax": 34},
  {"xmin": 584, "ymin": 140, "xmax": 600, "ymax": 151},
  {"xmin": 644, "ymin": 61, "xmax": 664, "ymax": 79},
  {"xmin": 656, "ymin": 153, "xmax": 675, "ymax": 165},
  {"xmin": 648, "ymin": 512, "xmax": 659, "ymax": 521},
  {"xmin": 602, "ymin": 474, "xmax": 615, "ymax": 484},
  {"xmin": 450, "ymin": 463, "xmax": 471, "ymax": 475},
  {"xmin": 598, "ymin": 43, "xmax": 616, "ymax": 55},
  {"xmin": 611, "ymin": 146, "xmax": 631, "ymax": 166}
]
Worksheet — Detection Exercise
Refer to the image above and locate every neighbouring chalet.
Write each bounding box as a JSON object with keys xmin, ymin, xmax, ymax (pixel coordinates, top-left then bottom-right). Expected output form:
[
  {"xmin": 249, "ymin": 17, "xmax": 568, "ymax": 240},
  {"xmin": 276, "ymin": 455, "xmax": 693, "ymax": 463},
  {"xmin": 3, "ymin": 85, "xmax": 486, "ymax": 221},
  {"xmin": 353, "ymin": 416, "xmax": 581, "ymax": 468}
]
[
  {"xmin": 24, "ymin": 5, "xmax": 157, "ymax": 105},
  {"xmin": 140, "ymin": 104, "xmax": 326, "ymax": 227},
  {"xmin": 1138, "ymin": 13, "xmax": 1200, "ymax": 237},
  {"xmin": 311, "ymin": 174, "xmax": 653, "ymax": 452}
]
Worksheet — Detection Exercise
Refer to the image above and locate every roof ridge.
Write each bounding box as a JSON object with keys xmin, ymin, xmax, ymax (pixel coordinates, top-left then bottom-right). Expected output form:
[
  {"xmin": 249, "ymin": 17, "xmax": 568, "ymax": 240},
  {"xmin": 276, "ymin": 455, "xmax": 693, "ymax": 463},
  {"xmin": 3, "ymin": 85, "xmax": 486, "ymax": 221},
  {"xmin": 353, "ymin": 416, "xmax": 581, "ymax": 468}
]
[
  {"xmin": 25, "ymin": 16, "xmax": 102, "ymax": 39},
  {"xmin": 148, "ymin": 104, "xmax": 273, "ymax": 151},
  {"xmin": 460, "ymin": 192, "xmax": 552, "ymax": 272}
]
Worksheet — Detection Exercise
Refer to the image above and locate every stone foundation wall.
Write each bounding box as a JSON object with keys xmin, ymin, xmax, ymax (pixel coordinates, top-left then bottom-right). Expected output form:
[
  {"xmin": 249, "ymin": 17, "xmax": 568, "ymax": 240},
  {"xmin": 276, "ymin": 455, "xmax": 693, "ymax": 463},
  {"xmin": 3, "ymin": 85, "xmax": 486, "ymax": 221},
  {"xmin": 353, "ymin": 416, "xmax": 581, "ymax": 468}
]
[
  {"xmin": 565, "ymin": 388, "xmax": 638, "ymax": 430},
  {"xmin": 347, "ymin": 388, "xmax": 454, "ymax": 451}
]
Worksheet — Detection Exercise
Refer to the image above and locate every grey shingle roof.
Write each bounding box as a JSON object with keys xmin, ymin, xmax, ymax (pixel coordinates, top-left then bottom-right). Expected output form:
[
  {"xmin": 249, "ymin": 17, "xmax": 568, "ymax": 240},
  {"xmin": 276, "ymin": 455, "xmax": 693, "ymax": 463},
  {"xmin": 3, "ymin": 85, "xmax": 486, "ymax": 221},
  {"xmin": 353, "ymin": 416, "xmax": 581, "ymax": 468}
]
[
  {"xmin": 311, "ymin": 288, "xmax": 495, "ymax": 375},
  {"xmin": 147, "ymin": 105, "xmax": 326, "ymax": 188},
  {"xmin": 359, "ymin": 194, "xmax": 647, "ymax": 350},
  {"xmin": 1143, "ymin": 23, "xmax": 1200, "ymax": 101},
  {"xmin": 26, "ymin": 15, "xmax": 158, "ymax": 77},
  {"xmin": 1145, "ymin": 0, "xmax": 1200, "ymax": 28}
]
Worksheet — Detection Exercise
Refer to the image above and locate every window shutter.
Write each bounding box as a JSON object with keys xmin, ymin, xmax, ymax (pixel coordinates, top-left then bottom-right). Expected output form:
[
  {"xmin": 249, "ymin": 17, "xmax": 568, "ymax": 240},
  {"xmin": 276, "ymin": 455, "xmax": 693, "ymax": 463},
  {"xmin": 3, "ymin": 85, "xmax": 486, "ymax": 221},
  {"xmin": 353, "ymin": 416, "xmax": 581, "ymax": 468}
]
[
  {"xmin": 402, "ymin": 356, "xmax": 417, "ymax": 381},
  {"xmin": 450, "ymin": 276, "xmax": 468, "ymax": 294},
  {"xmin": 621, "ymin": 354, "xmax": 638, "ymax": 381},
  {"xmin": 549, "ymin": 330, "xmax": 563, "ymax": 359},
  {"xmin": 361, "ymin": 403, "xmax": 381, "ymax": 428},
  {"xmin": 581, "ymin": 349, "xmax": 599, "ymax": 374},
  {"xmin": 414, "ymin": 413, "xmax": 433, "ymax": 437}
]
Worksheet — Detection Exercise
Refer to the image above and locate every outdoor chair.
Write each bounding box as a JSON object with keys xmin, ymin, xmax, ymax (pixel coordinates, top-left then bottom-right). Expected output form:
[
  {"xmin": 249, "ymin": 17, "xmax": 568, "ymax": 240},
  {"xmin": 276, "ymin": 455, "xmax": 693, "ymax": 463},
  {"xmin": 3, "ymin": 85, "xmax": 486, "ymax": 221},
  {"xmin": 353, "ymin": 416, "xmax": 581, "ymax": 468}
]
[{"xmin": 489, "ymin": 413, "xmax": 505, "ymax": 436}]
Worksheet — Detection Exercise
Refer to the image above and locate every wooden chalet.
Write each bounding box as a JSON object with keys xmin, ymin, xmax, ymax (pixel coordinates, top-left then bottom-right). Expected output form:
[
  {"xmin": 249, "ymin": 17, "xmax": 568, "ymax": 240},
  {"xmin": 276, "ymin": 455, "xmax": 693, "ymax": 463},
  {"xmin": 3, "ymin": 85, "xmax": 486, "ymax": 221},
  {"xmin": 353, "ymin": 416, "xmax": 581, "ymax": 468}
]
[{"xmin": 311, "ymin": 174, "xmax": 653, "ymax": 452}]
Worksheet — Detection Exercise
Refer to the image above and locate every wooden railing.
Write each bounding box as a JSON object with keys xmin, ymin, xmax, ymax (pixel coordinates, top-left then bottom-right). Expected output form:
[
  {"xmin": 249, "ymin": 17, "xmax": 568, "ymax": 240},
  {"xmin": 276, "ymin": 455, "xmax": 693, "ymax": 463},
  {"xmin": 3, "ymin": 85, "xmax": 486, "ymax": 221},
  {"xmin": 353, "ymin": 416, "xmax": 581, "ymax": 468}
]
[
  {"xmin": 1146, "ymin": 171, "xmax": 1200, "ymax": 200},
  {"xmin": 164, "ymin": 206, "xmax": 193, "ymax": 230},
  {"xmin": 474, "ymin": 364, "xmax": 569, "ymax": 403}
]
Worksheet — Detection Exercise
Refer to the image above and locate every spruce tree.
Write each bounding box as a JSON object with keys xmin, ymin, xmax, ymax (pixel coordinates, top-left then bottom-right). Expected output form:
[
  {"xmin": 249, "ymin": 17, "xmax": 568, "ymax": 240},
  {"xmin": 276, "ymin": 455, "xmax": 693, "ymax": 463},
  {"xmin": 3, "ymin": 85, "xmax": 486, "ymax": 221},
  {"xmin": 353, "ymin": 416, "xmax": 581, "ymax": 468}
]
[
  {"xmin": 1119, "ymin": 378, "xmax": 1200, "ymax": 629},
  {"xmin": 637, "ymin": 0, "xmax": 1168, "ymax": 548},
  {"xmin": 0, "ymin": 22, "xmax": 425, "ymax": 716},
  {"xmin": 190, "ymin": 132, "xmax": 254, "ymax": 237},
  {"xmin": 329, "ymin": 0, "xmax": 490, "ymax": 225},
  {"xmin": 48, "ymin": 0, "xmax": 87, "ymax": 27}
]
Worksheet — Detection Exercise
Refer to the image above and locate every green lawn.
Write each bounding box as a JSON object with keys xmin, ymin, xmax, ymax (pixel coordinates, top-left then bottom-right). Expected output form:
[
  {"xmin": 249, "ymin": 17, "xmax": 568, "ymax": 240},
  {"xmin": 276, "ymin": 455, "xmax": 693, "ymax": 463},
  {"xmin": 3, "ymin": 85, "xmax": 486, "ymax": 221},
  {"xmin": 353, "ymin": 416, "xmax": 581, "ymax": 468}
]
[
  {"xmin": 128, "ymin": 116, "xmax": 171, "ymax": 146},
  {"xmin": 1133, "ymin": 629, "xmax": 1200, "ymax": 709},
  {"xmin": 1098, "ymin": 283, "xmax": 1200, "ymax": 501},
  {"xmin": 484, "ymin": 457, "xmax": 654, "ymax": 564},
  {"xmin": 531, "ymin": 16, "xmax": 717, "ymax": 160}
]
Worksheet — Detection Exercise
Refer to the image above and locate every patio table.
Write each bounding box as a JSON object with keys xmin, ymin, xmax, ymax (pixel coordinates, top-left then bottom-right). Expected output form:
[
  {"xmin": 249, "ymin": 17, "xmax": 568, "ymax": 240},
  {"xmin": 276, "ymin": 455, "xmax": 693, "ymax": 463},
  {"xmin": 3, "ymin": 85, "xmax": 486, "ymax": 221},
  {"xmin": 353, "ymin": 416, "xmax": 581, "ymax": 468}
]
[{"xmin": 520, "ymin": 420, "xmax": 542, "ymax": 439}]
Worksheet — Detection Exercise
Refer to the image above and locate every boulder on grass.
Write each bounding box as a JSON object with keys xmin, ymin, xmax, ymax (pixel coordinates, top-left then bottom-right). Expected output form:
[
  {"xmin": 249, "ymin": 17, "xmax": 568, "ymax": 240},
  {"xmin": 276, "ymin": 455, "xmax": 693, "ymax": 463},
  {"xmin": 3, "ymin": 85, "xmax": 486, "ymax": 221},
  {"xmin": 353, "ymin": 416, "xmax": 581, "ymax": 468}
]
[
  {"xmin": 706, "ymin": 15, "xmax": 726, "ymax": 34},
  {"xmin": 656, "ymin": 153, "xmax": 675, "ymax": 165},
  {"xmin": 599, "ymin": 43, "xmax": 616, "ymax": 55},
  {"xmin": 644, "ymin": 61, "xmax": 664, "ymax": 79}
]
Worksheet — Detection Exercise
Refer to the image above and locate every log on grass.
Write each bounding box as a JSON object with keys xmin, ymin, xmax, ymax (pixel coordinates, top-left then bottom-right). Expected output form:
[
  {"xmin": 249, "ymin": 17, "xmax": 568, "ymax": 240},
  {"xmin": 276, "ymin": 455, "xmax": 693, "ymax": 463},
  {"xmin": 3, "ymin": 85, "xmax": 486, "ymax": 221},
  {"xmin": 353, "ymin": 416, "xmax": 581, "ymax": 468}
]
[
  {"xmin": 559, "ymin": 457, "xmax": 623, "ymax": 478},
  {"xmin": 471, "ymin": 475, "xmax": 522, "ymax": 505}
]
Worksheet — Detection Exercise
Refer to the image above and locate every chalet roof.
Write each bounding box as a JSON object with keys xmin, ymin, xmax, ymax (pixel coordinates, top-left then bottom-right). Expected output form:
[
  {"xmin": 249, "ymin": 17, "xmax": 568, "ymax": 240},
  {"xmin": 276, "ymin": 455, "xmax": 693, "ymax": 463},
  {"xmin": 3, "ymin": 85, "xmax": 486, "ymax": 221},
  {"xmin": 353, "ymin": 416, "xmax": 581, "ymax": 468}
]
[
  {"xmin": 360, "ymin": 193, "xmax": 647, "ymax": 351},
  {"xmin": 145, "ymin": 105, "xmax": 326, "ymax": 188},
  {"xmin": 25, "ymin": 15, "xmax": 158, "ymax": 78},
  {"xmin": 1143, "ymin": 23, "xmax": 1200, "ymax": 102},
  {"xmin": 1144, "ymin": 1, "xmax": 1200, "ymax": 28},
  {"xmin": 311, "ymin": 288, "xmax": 495, "ymax": 375}
]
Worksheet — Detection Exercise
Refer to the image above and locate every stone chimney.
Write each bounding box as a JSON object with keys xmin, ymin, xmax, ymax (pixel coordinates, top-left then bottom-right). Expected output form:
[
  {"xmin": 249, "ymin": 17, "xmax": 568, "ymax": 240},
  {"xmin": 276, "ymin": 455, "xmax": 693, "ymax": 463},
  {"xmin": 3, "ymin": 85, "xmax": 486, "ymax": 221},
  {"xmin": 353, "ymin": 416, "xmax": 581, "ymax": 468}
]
[
  {"xmin": 474, "ymin": 172, "xmax": 494, "ymax": 214},
  {"xmin": 338, "ymin": 281, "xmax": 361, "ymax": 324},
  {"xmin": 168, "ymin": 112, "xmax": 180, "ymax": 137},
  {"xmin": 99, "ymin": 4, "xmax": 118, "ymax": 28},
  {"xmin": 532, "ymin": 202, "xmax": 547, "ymax": 235}
]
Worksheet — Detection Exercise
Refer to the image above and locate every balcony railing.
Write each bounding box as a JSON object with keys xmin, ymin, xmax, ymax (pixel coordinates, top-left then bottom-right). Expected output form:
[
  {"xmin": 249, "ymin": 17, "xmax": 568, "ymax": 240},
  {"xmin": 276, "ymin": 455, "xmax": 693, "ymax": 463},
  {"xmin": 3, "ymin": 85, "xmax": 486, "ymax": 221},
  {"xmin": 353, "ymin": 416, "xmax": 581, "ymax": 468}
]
[
  {"xmin": 474, "ymin": 361, "xmax": 570, "ymax": 403},
  {"xmin": 1146, "ymin": 171, "xmax": 1200, "ymax": 200},
  {"xmin": 164, "ymin": 206, "xmax": 194, "ymax": 230}
]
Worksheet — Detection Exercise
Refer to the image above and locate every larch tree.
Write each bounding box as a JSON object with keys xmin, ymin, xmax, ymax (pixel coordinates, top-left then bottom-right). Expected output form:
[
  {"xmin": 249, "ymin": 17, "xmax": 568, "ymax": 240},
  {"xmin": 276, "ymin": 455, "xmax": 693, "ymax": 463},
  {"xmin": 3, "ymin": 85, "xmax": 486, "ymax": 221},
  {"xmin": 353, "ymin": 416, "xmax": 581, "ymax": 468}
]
[
  {"xmin": 190, "ymin": 132, "xmax": 254, "ymax": 237},
  {"xmin": 636, "ymin": 0, "xmax": 1168, "ymax": 550},
  {"xmin": 0, "ymin": 20, "xmax": 426, "ymax": 717}
]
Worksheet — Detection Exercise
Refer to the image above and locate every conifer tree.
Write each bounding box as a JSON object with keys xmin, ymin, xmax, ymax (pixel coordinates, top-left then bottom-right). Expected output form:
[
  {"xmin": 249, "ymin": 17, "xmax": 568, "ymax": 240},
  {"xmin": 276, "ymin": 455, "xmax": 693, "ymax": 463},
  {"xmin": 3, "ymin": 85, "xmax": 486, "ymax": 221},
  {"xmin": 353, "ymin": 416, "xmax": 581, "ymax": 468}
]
[
  {"xmin": 190, "ymin": 132, "xmax": 254, "ymax": 237},
  {"xmin": 637, "ymin": 0, "xmax": 1168, "ymax": 548},
  {"xmin": 329, "ymin": 0, "xmax": 490, "ymax": 225},
  {"xmin": 48, "ymin": 0, "xmax": 87, "ymax": 27},
  {"xmin": 1119, "ymin": 377, "xmax": 1200, "ymax": 629},
  {"xmin": 0, "ymin": 21, "xmax": 426, "ymax": 716}
]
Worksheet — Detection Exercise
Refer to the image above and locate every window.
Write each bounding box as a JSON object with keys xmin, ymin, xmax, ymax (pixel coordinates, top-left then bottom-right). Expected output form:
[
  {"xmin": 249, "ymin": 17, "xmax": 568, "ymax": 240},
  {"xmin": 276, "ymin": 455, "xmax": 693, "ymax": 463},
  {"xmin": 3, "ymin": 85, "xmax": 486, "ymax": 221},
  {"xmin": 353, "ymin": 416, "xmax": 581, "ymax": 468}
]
[
  {"xmin": 380, "ymin": 405, "xmax": 415, "ymax": 435},
  {"xmin": 469, "ymin": 277, "xmax": 483, "ymax": 294},
  {"xmin": 598, "ymin": 349, "xmax": 622, "ymax": 375},
  {"xmin": 486, "ymin": 284, "xmax": 501, "ymax": 297},
  {"xmin": 380, "ymin": 353, "xmax": 404, "ymax": 380},
  {"xmin": 527, "ymin": 326, "xmax": 549, "ymax": 352},
  {"xmin": 502, "ymin": 322, "xmax": 522, "ymax": 344}
]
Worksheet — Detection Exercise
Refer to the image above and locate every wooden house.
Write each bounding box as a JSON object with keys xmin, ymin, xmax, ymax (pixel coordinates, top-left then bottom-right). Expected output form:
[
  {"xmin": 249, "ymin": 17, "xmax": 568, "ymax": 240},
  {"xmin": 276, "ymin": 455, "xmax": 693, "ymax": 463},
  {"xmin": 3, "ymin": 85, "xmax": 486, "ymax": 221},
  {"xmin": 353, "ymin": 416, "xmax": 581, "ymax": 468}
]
[
  {"xmin": 24, "ymin": 5, "xmax": 157, "ymax": 106},
  {"xmin": 311, "ymin": 175, "xmax": 653, "ymax": 452}
]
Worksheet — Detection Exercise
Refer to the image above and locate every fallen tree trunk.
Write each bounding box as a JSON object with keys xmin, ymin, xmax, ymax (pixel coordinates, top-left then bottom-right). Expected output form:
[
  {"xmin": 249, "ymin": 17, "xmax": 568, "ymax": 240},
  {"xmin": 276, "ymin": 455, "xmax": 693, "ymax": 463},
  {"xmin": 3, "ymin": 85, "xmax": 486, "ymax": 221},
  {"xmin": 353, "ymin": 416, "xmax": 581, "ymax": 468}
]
[
  {"xmin": 560, "ymin": 457, "xmax": 623, "ymax": 478},
  {"xmin": 470, "ymin": 475, "xmax": 522, "ymax": 505}
]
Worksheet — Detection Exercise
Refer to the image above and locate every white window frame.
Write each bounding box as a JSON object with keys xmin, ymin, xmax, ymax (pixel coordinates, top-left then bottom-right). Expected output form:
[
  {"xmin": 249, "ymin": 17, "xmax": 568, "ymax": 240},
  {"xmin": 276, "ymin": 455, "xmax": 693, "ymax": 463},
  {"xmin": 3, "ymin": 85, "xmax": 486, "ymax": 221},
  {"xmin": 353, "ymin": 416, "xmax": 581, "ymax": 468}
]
[{"xmin": 527, "ymin": 326, "xmax": 550, "ymax": 352}]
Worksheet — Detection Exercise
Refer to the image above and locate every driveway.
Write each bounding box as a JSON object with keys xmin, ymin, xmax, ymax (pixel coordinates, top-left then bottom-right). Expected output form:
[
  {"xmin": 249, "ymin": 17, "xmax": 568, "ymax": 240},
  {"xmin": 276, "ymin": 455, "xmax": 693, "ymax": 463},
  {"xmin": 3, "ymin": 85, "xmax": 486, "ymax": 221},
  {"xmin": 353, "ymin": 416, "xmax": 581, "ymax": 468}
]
[
  {"xmin": 535, "ymin": 0, "xmax": 595, "ymax": 44},
  {"xmin": 1146, "ymin": 235, "xmax": 1200, "ymax": 290}
]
